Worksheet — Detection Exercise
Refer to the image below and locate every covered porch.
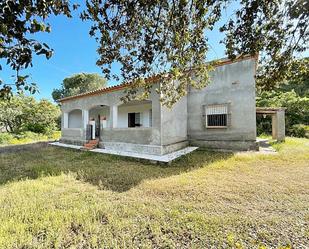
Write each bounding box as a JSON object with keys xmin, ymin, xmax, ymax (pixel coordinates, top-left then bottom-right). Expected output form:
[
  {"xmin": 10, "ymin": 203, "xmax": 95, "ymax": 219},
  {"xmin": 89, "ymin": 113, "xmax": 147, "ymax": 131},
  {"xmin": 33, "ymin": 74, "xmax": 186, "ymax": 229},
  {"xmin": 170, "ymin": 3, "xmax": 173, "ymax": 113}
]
[{"xmin": 61, "ymin": 99, "xmax": 162, "ymax": 154}]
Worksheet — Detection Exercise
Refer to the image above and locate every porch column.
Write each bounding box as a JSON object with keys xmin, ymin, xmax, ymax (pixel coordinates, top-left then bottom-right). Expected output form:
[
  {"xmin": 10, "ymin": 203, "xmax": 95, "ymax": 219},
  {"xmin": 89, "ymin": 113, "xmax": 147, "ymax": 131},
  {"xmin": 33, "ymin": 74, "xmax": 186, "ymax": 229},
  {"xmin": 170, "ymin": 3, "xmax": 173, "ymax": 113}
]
[
  {"xmin": 111, "ymin": 105, "xmax": 118, "ymax": 128},
  {"xmin": 63, "ymin": 112, "xmax": 69, "ymax": 128},
  {"xmin": 82, "ymin": 109, "xmax": 89, "ymax": 129}
]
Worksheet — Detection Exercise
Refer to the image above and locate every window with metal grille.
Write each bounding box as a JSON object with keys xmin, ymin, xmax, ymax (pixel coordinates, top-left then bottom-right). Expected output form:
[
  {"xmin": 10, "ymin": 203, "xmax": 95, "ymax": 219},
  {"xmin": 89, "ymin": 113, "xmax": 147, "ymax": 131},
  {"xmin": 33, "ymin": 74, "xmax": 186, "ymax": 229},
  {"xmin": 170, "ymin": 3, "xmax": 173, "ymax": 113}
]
[{"xmin": 205, "ymin": 104, "xmax": 229, "ymax": 128}]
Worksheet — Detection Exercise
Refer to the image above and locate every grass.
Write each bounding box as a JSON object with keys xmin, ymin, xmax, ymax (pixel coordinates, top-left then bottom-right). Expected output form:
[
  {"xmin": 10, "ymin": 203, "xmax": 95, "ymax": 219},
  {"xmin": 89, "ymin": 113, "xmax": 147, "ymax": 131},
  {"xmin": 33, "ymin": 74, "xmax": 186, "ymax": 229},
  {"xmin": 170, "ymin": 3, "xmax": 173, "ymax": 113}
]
[
  {"xmin": 0, "ymin": 138, "xmax": 308, "ymax": 248},
  {"xmin": 0, "ymin": 131, "xmax": 61, "ymax": 146}
]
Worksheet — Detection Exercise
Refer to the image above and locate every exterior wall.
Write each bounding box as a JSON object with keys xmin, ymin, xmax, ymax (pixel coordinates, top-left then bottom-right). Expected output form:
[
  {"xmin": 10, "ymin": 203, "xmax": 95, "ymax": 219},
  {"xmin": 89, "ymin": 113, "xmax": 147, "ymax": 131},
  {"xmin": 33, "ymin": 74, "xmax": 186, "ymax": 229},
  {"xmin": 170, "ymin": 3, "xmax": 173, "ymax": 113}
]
[
  {"xmin": 117, "ymin": 102, "xmax": 152, "ymax": 128},
  {"xmin": 187, "ymin": 57, "xmax": 257, "ymax": 150},
  {"xmin": 68, "ymin": 109, "xmax": 82, "ymax": 128},
  {"xmin": 160, "ymin": 95, "xmax": 188, "ymax": 147}
]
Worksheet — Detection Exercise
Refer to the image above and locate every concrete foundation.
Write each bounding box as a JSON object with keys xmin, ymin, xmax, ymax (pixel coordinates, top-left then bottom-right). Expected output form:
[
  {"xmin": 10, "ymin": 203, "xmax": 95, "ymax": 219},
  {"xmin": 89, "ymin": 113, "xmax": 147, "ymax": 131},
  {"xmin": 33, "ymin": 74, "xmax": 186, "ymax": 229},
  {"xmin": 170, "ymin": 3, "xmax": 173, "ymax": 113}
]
[{"xmin": 190, "ymin": 139, "xmax": 258, "ymax": 151}]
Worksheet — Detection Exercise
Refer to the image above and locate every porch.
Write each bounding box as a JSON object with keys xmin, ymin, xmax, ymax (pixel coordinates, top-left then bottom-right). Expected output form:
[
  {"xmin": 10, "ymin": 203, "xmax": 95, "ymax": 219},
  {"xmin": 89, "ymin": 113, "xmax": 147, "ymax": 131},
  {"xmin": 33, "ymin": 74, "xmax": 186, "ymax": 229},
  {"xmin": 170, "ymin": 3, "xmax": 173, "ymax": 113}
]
[{"xmin": 61, "ymin": 100, "xmax": 162, "ymax": 153}]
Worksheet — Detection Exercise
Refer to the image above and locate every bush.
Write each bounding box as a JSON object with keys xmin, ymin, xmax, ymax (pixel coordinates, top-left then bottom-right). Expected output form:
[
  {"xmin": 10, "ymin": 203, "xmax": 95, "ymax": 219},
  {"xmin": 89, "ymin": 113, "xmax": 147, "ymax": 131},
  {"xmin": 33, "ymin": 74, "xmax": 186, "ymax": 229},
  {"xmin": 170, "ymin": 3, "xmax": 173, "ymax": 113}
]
[
  {"xmin": 0, "ymin": 133, "xmax": 14, "ymax": 144},
  {"xmin": 288, "ymin": 124, "xmax": 309, "ymax": 138}
]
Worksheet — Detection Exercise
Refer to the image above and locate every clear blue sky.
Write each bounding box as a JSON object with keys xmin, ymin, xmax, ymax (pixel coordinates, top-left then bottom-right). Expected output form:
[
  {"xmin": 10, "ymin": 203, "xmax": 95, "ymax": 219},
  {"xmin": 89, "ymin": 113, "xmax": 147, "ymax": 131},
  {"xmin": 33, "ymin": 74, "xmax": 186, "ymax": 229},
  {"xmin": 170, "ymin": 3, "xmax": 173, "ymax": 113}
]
[{"xmin": 2, "ymin": 2, "xmax": 305, "ymax": 102}]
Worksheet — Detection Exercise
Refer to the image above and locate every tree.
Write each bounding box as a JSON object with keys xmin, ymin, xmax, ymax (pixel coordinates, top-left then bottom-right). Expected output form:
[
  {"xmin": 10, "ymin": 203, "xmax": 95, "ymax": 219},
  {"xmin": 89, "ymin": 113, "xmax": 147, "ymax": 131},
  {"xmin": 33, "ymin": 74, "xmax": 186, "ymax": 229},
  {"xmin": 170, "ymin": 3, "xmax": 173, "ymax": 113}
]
[
  {"xmin": 81, "ymin": 0, "xmax": 308, "ymax": 106},
  {"xmin": 1, "ymin": 1, "xmax": 308, "ymax": 107},
  {"xmin": 256, "ymin": 58, "xmax": 309, "ymax": 137},
  {"xmin": 0, "ymin": 0, "xmax": 77, "ymax": 98},
  {"xmin": 52, "ymin": 73, "xmax": 107, "ymax": 101},
  {"xmin": 0, "ymin": 95, "xmax": 60, "ymax": 133}
]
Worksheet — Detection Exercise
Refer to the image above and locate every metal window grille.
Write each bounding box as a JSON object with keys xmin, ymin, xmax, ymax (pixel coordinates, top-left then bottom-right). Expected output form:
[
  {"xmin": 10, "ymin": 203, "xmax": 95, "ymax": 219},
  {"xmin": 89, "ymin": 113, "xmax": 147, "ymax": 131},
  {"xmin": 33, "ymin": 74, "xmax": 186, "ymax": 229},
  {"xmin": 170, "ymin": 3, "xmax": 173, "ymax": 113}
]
[{"xmin": 205, "ymin": 104, "xmax": 229, "ymax": 128}]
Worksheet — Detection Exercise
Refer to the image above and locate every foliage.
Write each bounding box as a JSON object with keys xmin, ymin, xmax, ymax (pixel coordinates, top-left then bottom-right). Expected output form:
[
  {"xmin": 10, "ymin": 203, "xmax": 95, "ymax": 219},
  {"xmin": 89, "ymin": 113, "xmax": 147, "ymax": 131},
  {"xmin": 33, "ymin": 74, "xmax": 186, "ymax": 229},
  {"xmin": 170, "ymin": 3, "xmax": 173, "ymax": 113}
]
[
  {"xmin": 257, "ymin": 57, "xmax": 309, "ymax": 137},
  {"xmin": 0, "ymin": 132, "xmax": 13, "ymax": 144},
  {"xmin": 256, "ymin": 90, "xmax": 309, "ymax": 136},
  {"xmin": 0, "ymin": 95, "xmax": 60, "ymax": 134},
  {"xmin": 288, "ymin": 124, "xmax": 309, "ymax": 138},
  {"xmin": 221, "ymin": 0, "xmax": 309, "ymax": 91},
  {"xmin": 52, "ymin": 73, "xmax": 107, "ymax": 101},
  {"xmin": 276, "ymin": 58, "xmax": 309, "ymax": 97},
  {"xmin": 82, "ymin": 0, "xmax": 308, "ymax": 106},
  {"xmin": 0, "ymin": 0, "xmax": 77, "ymax": 98},
  {"xmin": 0, "ymin": 131, "xmax": 61, "ymax": 146},
  {"xmin": 0, "ymin": 138, "xmax": 308, "ymax": 247},
  {"xmin": 1, "ymin": 1, "xmax": 308, "ymax": 107}
]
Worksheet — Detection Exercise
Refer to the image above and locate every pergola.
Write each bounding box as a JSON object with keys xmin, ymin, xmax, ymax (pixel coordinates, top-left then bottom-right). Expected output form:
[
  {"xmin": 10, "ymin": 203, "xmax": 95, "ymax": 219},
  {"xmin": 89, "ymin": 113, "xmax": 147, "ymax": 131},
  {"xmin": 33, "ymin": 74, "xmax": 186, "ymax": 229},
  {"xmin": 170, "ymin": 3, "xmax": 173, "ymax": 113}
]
[{"xmin": 256, "ymin": 107, "xmax": 286, "ymax": 142}]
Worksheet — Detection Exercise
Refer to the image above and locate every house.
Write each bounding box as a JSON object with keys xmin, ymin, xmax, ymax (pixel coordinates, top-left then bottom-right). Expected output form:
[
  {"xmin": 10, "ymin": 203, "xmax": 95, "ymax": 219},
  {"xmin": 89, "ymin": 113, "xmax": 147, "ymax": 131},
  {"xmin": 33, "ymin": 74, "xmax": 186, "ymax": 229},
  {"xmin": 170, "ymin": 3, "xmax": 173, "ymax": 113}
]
[{"xmin": 58, "ymin": 54, "xmax": 259, "ymax": 155}]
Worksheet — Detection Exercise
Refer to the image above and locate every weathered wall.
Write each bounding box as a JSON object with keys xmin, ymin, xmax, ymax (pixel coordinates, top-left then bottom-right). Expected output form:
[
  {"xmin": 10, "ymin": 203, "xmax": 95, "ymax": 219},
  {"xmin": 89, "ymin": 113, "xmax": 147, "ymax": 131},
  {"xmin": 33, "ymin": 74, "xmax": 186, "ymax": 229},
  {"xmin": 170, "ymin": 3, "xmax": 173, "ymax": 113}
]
[
  {"xmin": 68, "ymin": 109, "xmax": 82, "ymax": 128},
  {"xmin": 101, "ymin": 127, "xmax": 159, "ymax": 145},
  {"xmin": 160, "ymin": 95, "xmax": 188, "ymax": 146},
  {"xmin": 117, "ymin": 102, "xmax": 152, "ymax": 128},
  {"xmin": 187, "ymin": 57, "xmax": 257, "ymax": 149}
]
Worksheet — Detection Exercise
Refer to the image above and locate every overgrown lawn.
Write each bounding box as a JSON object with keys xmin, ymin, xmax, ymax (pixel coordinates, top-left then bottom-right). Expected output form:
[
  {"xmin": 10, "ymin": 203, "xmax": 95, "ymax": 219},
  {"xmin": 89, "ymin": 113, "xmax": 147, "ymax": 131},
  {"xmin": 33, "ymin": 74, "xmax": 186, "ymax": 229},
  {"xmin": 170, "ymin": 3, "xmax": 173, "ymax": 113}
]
[{"xmin": 0, "ymin": 138, "xmax": 308, "ymax": 248}]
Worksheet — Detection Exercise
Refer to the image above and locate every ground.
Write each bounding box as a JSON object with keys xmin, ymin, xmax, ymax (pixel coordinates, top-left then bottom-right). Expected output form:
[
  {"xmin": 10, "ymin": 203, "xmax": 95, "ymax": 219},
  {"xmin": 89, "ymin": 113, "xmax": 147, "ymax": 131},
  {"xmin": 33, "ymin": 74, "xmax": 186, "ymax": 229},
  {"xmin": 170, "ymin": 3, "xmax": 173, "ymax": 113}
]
[{"xmin": 0, "ymin": 138, "xmax": 308, "ymax": 248}]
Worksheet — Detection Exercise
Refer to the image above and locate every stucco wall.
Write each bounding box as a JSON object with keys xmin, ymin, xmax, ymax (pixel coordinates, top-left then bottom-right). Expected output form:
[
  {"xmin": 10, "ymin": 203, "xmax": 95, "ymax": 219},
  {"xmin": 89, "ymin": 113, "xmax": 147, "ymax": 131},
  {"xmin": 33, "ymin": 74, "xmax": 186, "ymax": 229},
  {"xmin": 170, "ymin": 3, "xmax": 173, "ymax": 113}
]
[
  {"xmin": 160, "ymin": 95, "xmax": 188, "ymax": 146},
  {"xmin": 187, "ymin": 58, "xmax": 257, "ymax": 146},
  {"xmin": 68, "ymin": 109, "xmax": 82, "ymax": 128},
  {"xmin": 117, "ymin": 102, "xmax": 152, "ymax": 128}
]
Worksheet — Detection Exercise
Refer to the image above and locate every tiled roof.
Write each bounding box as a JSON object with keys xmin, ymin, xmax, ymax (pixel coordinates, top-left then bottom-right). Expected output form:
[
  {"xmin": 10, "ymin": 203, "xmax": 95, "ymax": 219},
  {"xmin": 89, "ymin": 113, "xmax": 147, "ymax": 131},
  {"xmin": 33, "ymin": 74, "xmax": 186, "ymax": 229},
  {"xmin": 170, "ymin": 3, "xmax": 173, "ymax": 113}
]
[{"xmin": 58, "ymin": 54, "xmax": 257, "ymax": 102}]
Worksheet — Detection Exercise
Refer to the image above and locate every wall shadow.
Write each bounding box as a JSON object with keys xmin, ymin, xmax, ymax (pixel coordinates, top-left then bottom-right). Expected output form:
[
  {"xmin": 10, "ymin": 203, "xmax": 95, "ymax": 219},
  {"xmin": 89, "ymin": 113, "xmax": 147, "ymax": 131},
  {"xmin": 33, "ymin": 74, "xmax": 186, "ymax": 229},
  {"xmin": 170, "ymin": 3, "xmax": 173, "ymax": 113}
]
[{"xmin": 0, "ymin": 145, "xmax": 233, "ymax": 192}]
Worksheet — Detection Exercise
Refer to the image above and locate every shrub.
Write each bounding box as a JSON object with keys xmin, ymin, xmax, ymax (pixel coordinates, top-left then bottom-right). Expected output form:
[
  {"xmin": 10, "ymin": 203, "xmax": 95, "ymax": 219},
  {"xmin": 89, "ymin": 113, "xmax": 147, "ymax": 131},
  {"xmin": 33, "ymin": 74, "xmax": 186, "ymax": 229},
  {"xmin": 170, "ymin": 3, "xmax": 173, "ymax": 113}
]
[
  {"xmin": 288, "ymin": 124, "xmax": 309, "ymax": 138},
  {"xmin": 0, "ymin": 133, "xmax": 14, "ymax": 144}
]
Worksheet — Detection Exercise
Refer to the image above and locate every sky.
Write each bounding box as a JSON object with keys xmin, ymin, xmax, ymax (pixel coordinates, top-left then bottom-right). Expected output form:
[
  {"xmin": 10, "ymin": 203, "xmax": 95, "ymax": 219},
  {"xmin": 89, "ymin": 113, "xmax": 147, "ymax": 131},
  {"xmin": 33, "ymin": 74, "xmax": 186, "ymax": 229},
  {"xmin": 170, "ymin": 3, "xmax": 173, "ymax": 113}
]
[{"xmin": 2, "ymin": 2, "xmax": 305, "ymax": 102}]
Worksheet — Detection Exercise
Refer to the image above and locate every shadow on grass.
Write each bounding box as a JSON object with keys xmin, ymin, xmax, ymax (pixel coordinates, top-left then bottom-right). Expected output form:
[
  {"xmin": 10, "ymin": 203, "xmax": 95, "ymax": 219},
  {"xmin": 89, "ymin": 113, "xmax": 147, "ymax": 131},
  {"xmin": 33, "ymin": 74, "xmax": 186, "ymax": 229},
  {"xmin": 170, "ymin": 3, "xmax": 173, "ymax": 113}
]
[{"xmin": 0, "ymin": 145, "xmax": 233, "ymax": 192}]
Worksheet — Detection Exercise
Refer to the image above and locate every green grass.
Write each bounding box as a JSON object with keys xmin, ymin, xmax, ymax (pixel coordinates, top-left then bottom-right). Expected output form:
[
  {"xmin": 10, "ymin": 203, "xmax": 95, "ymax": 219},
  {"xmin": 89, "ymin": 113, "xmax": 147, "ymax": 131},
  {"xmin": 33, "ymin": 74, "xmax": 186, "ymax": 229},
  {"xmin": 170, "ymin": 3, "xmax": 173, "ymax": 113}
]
[
  {"xmin": 0, "ymin": 138, "xmax": 308, "ymax": 248},
  {"xmin": 0, "ymin": 131, "xmax": 61, "ymax": 146}
]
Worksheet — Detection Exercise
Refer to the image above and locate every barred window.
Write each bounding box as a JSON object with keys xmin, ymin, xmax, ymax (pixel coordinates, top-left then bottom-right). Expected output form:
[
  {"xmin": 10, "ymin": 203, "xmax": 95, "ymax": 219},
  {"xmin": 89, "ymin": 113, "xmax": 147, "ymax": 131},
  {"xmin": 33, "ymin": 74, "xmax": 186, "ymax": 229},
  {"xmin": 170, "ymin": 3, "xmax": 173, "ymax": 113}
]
[{"xmin": 205, "ymin": 104, "xmax": 229, "ymax": 128}]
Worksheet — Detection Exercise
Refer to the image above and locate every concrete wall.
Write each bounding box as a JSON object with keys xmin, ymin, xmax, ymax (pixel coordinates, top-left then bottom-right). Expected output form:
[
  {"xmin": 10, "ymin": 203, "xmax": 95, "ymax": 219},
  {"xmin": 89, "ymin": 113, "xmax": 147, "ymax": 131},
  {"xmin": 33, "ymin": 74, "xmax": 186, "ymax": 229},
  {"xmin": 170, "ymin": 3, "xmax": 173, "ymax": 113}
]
[
  {"xmin": 160, "ymin": 95, "xmax": 188, "ymax": 146},
  {"xmin": 68, "ymin": 109, "xmax": 82, "ymax": 128},
  {"xmin": 117, "ymin": 102, "xmax": 152, "ymax": 128},
  {"xmin": 187, "ymin": 57, "xmax": 257, "ymax": 150}
]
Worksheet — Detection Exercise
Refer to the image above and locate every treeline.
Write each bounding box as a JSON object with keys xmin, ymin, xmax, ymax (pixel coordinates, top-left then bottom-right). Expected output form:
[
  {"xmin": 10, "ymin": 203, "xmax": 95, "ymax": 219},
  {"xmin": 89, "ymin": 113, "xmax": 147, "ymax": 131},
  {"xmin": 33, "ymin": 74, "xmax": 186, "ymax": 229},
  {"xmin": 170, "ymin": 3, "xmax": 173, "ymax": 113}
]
[
  {"xmin": 256, "ymin": 58, "xmax": 309, "ymax": 138},
  {"xmin": 0, "ymin": 95, "xmax": 60, "ymax": 144}
]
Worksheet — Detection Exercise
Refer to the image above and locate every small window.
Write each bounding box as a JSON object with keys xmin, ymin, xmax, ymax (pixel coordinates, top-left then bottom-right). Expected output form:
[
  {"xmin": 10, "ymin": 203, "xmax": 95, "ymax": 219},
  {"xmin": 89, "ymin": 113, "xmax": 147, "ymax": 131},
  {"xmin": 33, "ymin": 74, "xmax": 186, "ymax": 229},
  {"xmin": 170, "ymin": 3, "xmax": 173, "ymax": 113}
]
[
  {"xmin": 205, "ymin": 104, "xmax": 229, "ymax": 128},
  {"xmin": 128, "ymin": 113, "xmax": 141, "ymax": 127}
]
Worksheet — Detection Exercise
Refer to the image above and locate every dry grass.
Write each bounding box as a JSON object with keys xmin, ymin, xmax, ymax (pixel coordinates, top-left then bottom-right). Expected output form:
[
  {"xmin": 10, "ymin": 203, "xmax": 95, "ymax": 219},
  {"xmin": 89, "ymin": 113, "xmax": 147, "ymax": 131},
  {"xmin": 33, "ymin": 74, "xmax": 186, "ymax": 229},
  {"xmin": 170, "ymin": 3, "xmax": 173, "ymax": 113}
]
[{"xmin": 0, "ymin": 138, "xmax": 308, "ymax": 248}]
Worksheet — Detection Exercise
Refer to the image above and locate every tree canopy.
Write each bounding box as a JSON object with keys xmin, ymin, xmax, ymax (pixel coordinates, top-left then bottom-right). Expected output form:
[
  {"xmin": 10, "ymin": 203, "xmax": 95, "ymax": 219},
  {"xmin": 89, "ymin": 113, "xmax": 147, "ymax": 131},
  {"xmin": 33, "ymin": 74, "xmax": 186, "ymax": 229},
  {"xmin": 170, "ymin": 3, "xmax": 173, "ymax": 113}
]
[
  {"xmin": 52, "ymin": 73, "xmax": 107, "ymax": 101},
  {"xmin": 1, "ymin": 0, "xmax": 308, "ymax": 106},
  {"xmin": 0, "ymin": 95, "xmax": 60, "ymax": 134}
]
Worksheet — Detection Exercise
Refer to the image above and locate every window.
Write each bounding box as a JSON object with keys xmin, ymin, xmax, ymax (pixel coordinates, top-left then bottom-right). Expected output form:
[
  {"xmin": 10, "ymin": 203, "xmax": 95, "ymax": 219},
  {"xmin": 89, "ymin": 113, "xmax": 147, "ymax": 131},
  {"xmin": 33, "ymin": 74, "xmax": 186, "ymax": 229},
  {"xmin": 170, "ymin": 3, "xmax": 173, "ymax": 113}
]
[
  {"xmin": 205, "ymin": 104, "xmax": 229, "ymax": 128},
  {"xmin": 128, "ymin": 113, "xmax": 141, "ymax": 127}
]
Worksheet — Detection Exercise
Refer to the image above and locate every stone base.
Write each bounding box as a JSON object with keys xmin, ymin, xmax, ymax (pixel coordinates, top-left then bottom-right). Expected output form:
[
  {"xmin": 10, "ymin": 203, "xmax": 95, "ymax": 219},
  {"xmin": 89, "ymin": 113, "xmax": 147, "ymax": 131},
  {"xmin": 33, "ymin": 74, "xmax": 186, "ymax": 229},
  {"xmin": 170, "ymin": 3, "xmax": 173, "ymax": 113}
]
[{"xmin": 189, "ymin": 139, "xmax": 258, "ymax": 151}]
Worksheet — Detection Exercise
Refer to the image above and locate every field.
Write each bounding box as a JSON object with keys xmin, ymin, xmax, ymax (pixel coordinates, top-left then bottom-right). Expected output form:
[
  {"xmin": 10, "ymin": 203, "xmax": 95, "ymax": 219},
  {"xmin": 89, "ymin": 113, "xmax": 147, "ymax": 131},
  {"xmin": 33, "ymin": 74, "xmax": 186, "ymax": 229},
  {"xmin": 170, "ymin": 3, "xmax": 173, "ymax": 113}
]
[{"xmin": 0, "ymin": 138, "xmax": 308, "ymax": 248}]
